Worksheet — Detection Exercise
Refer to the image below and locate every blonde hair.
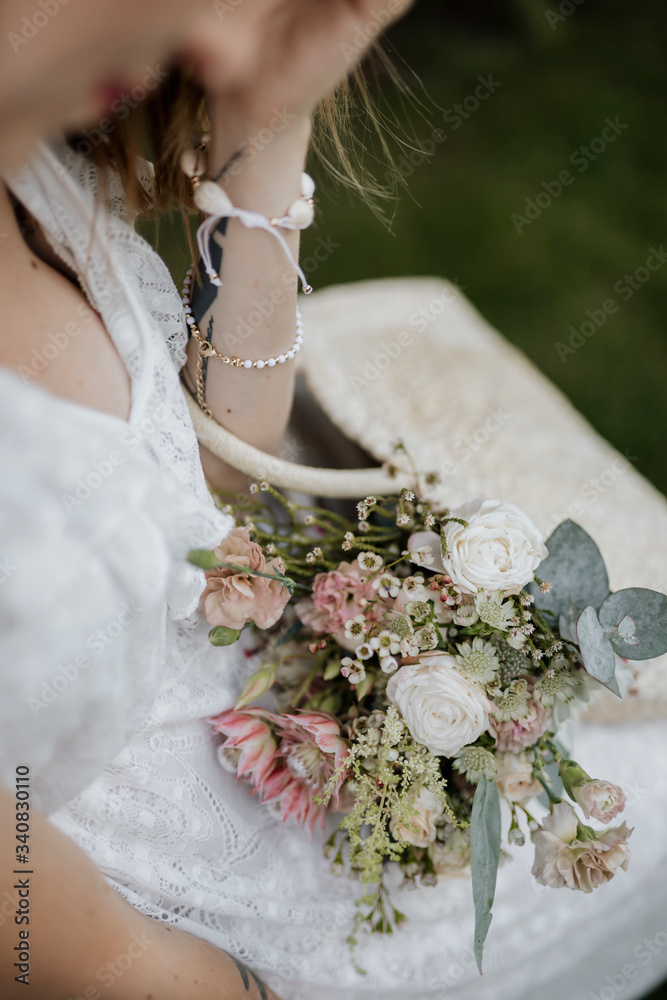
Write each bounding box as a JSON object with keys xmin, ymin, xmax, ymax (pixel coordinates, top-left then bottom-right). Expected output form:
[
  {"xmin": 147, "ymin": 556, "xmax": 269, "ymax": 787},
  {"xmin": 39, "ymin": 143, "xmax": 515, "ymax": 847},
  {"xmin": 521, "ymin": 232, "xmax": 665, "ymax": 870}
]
[{"xmin": 82, "ymin": 44, "xmax": 412, "ymax": 222}]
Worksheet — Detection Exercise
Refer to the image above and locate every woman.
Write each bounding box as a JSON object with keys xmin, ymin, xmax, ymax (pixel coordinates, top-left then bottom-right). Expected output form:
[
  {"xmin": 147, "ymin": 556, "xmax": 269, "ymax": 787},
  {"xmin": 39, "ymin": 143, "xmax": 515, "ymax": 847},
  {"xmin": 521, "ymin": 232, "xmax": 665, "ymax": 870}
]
[
  {"xmin": 4, "ymin": 4, "xmax": 667, "ymax": 1000},
  {"xmin": 0, "ymin": 1, "xmax": 411, "ymax": 997}
]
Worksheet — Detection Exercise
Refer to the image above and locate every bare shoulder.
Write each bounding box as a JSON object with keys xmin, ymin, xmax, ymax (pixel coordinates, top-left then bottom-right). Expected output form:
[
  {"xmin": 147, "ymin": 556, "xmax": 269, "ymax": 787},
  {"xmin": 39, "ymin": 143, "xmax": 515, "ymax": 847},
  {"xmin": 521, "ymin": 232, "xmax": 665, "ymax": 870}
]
[{"xmin": 0, "ymin": 236, "xmax": 131, "ymax": 421}]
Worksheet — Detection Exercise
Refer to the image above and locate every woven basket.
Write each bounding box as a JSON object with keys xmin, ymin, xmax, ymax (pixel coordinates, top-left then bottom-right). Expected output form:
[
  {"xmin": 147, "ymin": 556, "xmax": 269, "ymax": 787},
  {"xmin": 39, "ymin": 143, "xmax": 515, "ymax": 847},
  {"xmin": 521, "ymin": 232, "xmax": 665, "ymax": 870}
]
[{"xmin": 184, "ymin": 276, "xmax": 667, "ymax": 721}]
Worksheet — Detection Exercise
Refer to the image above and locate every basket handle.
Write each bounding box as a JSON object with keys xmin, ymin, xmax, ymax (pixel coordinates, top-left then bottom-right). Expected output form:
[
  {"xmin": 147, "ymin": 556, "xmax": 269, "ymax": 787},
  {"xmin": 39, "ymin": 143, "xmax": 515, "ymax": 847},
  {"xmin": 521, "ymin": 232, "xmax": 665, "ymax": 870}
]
[{"xmin": 184, "ymin": 386, "xmax": 410, "ymax": 498}]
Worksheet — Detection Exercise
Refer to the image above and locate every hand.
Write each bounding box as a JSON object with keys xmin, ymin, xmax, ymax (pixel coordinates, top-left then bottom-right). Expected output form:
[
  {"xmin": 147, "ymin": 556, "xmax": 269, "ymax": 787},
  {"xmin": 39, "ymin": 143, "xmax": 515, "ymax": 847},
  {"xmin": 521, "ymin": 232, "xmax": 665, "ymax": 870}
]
[{"xmin": 184, "ymin": 0, "xmax": 414, "ymax": 130}]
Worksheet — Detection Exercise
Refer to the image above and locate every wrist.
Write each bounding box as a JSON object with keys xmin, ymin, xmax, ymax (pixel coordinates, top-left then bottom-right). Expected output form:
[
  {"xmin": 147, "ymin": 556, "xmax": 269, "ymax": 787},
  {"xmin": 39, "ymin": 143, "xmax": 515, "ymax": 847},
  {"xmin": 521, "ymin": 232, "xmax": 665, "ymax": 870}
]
[{"xmin": 207, "ymin": 109, "xmax": 312, "ymax": 216}]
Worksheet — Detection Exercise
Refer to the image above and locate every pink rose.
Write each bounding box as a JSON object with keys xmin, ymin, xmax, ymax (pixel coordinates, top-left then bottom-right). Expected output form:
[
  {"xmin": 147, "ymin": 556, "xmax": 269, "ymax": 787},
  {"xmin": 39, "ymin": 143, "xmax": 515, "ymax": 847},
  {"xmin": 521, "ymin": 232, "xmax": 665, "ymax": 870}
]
[
  {"xmin": 296, "ymin": 560, "xmax": 374, "ymax": 647},
  {"xmin": 389, "ymin": 786, "xmax": 444, "ymax": 847},
  {"xmin": 532, "ymin": 802, "xmax": 632, "ymax": 893},
  {"xmin": 200, "ymin": 527, "xmax": 289, "ymax": 631},
  {"xmin": 574, "ymin": 779, "xmax": 626, "ymax": 824},
  {"xmin": 489, "ymin": 692, "xmax": 552, "ymax": 753}
]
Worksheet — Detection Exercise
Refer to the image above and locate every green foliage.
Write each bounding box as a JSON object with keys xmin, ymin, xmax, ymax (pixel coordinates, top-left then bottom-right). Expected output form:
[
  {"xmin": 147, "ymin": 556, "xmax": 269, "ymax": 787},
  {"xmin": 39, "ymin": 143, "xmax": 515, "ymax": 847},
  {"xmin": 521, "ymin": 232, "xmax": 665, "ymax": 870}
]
[
  {"xmin": 208, "ymin": 626, "xmax": 242, "ymax": 647},
  {"xmin": 527, "ymin": 521, "xmax": 609, "ymax": 624},
  {"xmin": 599, "ymin": 588, "xmax": 667, "ymax": 660},
  {"xmin": 576, "ymin": 605, "xmax": 618, "ymax": 691},
  {"xmin": 188, "ymin": 548, "xmax": 222, "ymax": 570},
  {"xmin": 470, "ymin": 778, "xmax": 502, "ymax": 972}
]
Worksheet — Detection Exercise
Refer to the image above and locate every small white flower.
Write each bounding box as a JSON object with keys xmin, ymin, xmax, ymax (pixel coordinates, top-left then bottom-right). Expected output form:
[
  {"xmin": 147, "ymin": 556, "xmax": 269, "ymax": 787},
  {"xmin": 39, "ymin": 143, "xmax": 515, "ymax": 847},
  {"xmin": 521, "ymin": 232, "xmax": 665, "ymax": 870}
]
[
  {"xmin": 372, "ymin": 573, "xmax": 402, "ymax": 599},
  {"xmin": 341, "ymin": 657, "xmax": 366, "ymax": 684},
  {"xmin": 490, "ymin": 679, "xmax": 530, "ymax": 722},
  {"xmin": 475, "ymin": 590, "xmax": 516, "ymax": 632},
  {"xmin": 408, "ymin": 545, "xmax": 435, "ymax": 568},
  {"xmin": 403, "ymin": 490, "xmax": 416, "ymax": 501},
  {"xmin": 455, "ymin": 637, "xmax": 500, "ymax": 684},
  {"xmin": 540, "ymin": 580, "xmax": 551, "ymax": 594},
  {"xmin": 358, "ymin": 551, "xmax": 384, "ymax": 572},
  {"xmin": 400, "ymin": 635, "xmax": 420, "ymax": 657},
  {"xmin": 355, "ymin": 643, "xmax": 374, "ymax": 660},
  {"xmin": 508, "ymin": 826, "xmax": 526, "ymax": 846},
  {"xmin": 402, "ymin": 575, "xmax": 425, "ymax": 594},
  {"xmin": 452, "ymin": 602, "xmax": 480, "ymax": 627},
  {"xmin": 259, "ymin": 480, "xmax": 270, "ymax": 491},
  {"xmin": 344, "ymin": 614, "xmax": 367, "ymax": 640},
  {"xmin": 424, "ymin": 513, "xmax": 436, "ymax": 529},
  {"xmin": 249, "ymin": 483, "xmax": 259, "ymax": 494},
  {"xmin": 453, "ymin": 745, "xmax": 498, "ymax": 783},
  {"xmin": 304, "ymin": 514, "xmax": 315, "ymax": 525},
  {"xmin": 520, "ymin": 593, "xmax": 535, "ymax": 607},
  {"xmin": 405, "ymin": 600, "xmax": 432, "ymax": 623},
  {"xmin": 342, "ymin": 531, "xmax": 354, "ymax": 551},
  {"xmin": 396, "ymin": 514, "xmax": 410, "ymax": 527},
  {"xmin": 380, "ymin": 655, "xmax": 399, "ymax": 674},
  {"xmin": 416, "ymin": 626, "xmax": 439, "ymax": 650},
  {"xmin": 374, "ymin": 630, "xmax": 401, "ymax": 655},
  {"xmin": 305, "ymin": 547, "xmax": 323, "ymax": 564},
  {"xmin": 358, "ymin": 520, "xmax": 371, "ymax": 533}
]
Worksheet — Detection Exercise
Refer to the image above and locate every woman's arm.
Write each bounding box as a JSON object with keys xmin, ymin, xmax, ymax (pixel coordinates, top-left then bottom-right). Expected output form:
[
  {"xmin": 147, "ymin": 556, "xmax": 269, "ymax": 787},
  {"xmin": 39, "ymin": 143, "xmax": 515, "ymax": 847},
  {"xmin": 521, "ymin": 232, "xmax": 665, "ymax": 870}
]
[
  {"xmin": 183, "ymin": 0, "xmax": 415, "ymax": 494},
  {"xmin": 184, "ymin": 110, "xmax": 310, "ymax": 493},
  {"xmin": 0, "ymin": 784, "xmax": 281, "ymax": 1000}
]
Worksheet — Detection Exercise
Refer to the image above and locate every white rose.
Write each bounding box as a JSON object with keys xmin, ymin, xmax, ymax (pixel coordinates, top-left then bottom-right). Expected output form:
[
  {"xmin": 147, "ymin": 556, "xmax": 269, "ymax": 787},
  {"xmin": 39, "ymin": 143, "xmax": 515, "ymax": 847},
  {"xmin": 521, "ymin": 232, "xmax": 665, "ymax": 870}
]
[
  {"xmin": 495, "ymin": 751, "xmax": 543, "ymax": 803},
  {"xmin": 386, "ymin": 653, "xmax": 493, "ymax": 757},
  {"xmin": 443, "ymin": 497, "xmax": 547, "ymax": 596},
  {"xmin": 390, "ymin": 786, "xmax": 444, "ymax": 847}
]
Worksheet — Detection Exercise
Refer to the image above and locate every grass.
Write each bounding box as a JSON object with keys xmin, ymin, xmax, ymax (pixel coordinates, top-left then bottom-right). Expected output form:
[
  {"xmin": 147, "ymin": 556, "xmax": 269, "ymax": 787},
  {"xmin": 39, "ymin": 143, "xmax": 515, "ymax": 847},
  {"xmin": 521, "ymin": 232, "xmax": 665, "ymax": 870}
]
[{"xmin": 296, "ymin": 0, "xmax": 667, "ymax": 495}]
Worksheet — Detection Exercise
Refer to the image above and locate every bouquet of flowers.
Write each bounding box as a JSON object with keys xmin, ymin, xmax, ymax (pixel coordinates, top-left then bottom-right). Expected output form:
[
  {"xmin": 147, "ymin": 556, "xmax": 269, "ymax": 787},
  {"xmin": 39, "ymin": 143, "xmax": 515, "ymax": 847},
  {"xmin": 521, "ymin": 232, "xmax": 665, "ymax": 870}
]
[{"xmin": 189, "ymin": 461, "xmax": 667, "ymax": 969}]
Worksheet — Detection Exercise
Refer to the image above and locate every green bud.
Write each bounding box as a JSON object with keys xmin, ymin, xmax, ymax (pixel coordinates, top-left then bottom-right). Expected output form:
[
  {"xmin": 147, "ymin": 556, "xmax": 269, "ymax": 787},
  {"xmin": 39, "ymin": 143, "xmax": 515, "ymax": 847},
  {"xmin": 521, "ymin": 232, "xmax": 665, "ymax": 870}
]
[
  {"xmin": 559, "ymin": 758, "xmax": 591, "ymax": 800},
  {"xmin": 188, "ymin": 548, "xmax": 222, "ymax": 570},
  {"xmin": 208, "ymin": 626, "xmax": 242, "ymax": 647}
]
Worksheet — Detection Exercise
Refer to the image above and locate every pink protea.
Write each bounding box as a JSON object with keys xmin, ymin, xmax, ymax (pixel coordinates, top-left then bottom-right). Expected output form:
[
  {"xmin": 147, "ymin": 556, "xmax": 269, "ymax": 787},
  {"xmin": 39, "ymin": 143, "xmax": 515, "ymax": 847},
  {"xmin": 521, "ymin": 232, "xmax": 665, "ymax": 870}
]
[
  {"xmin": 264, "ymin": 712, "xmax": 350, "ymax": 835},
  {"xmin": 211, "ymin": 709, "xmax": 350, "ymax": 836},
  {"xmin": 209, "ymin": 707, "xmax": 278, "ymax": 793}
]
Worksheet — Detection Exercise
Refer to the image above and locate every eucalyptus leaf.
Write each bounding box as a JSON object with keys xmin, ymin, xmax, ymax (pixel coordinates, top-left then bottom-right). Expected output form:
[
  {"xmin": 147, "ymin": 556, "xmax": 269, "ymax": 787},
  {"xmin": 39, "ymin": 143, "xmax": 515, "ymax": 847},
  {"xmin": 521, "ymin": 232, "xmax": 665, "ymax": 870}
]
[
  {"xmin": 537, "ymin": 758, "xmax": 564, "ymax": 810},
  {"xmin": 575, "ymin": 606, "xmax": 618, "ymax": 691},
  {"xmin": 599, "ymin": 588, "xmax": 667, "ymax": 661},
  {"xmin": 526, "ymin": 521, "xmax": 609, "ymax": 622},
  {"xmin": 470, "ymin": 777, "xmax": 501, "ymax": 972},
  {"xmin": 558, "ymin": 613, "xmax": 578, "ymax": 646}
]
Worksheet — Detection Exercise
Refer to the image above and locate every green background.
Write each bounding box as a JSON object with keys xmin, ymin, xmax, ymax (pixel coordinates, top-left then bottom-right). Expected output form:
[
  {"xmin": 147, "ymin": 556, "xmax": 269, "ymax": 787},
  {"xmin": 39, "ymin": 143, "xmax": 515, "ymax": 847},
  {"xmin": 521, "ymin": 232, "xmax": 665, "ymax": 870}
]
[
  {"xmin": 154, "ymin": 0, "xmax": 667, "ymax": 495},
  {"xmin": 304, "ymin": 0, "xmax": 667, "ymax": 497}
]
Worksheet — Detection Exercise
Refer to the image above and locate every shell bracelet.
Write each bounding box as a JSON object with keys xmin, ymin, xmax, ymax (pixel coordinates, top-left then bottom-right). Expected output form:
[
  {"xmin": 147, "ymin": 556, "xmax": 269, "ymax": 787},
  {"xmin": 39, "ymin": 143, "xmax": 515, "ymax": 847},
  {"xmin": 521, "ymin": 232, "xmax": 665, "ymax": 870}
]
[{"xmin": 180, "ymin": 144, "xmax": 315, "ymax": 293}]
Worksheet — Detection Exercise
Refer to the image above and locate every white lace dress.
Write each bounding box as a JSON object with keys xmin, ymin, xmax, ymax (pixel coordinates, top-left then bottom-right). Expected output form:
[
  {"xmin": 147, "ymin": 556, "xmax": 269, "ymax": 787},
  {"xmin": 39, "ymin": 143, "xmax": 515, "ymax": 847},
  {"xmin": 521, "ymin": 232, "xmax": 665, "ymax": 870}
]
[{"xmin": 2, "ymin": 141, "xmax": 667, "ymax": 1000}]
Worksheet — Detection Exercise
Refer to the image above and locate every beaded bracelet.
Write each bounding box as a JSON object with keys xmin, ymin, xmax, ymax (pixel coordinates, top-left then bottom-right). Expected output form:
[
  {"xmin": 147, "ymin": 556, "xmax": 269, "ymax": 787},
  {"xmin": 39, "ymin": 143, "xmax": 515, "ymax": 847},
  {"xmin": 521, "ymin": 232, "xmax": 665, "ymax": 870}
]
[{"xmin": 182, "ymin": 267, "xmax": 304, "ymax": 416}]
